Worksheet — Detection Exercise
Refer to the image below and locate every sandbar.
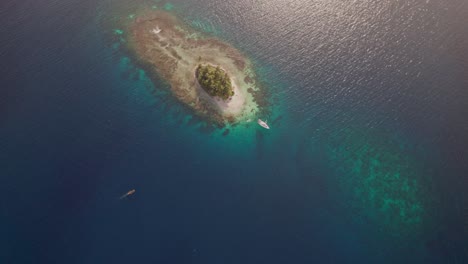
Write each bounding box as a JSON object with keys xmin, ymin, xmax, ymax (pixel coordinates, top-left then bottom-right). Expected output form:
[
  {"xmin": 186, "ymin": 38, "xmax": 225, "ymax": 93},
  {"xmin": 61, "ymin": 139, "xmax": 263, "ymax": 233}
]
[{"xmin": 126, "ymin": 11, "xmax": 260, "ymax": 123}]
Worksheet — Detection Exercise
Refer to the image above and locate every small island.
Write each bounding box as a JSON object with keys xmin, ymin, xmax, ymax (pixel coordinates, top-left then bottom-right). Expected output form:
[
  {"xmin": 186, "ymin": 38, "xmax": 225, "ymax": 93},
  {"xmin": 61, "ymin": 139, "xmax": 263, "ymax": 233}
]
[
  {"xmin": 196, "ymin": 64, "xmax": 234, "ymax": 100},
  {"xmin": 121, "ymin": 10, "xmax": 260, "ymax": 123}
]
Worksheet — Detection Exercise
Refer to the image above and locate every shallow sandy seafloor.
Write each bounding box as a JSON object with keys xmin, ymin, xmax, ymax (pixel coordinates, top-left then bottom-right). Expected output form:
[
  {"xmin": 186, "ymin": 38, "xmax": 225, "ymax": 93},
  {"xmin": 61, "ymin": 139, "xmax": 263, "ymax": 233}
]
[{"xmin": 125, "ymin": 11, "xmax": 260, "ymax": 124}]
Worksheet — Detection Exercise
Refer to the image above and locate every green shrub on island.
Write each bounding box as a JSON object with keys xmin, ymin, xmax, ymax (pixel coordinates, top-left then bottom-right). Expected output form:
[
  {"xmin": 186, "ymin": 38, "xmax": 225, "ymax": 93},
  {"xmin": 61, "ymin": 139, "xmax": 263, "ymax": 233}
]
[{"xmin": 196, "ymin": 64, "xmax": 234, "ymax": 100}]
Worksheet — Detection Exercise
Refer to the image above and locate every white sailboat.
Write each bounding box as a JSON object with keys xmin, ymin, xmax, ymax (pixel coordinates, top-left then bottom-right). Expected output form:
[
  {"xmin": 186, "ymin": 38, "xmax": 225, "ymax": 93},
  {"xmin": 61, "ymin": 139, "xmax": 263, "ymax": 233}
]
[{"xmin": 257, "ymin": 119, "xmax": 270, "ymax": 129}]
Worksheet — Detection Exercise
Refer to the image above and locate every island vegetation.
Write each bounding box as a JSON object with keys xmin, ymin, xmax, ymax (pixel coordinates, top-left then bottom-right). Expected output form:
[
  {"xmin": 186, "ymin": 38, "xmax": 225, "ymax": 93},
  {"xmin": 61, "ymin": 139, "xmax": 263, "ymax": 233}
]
[{"xmin": 196, "ymin": 64, "xmax": 234, "ymax": 100}]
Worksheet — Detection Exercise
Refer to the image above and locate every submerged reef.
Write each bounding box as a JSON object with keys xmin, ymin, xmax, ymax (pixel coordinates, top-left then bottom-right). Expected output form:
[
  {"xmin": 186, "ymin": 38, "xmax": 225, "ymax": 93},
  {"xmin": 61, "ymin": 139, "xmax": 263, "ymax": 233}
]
[{"xmin": 322, "ymin": 127, "xmax": 436, "ymax": 239}]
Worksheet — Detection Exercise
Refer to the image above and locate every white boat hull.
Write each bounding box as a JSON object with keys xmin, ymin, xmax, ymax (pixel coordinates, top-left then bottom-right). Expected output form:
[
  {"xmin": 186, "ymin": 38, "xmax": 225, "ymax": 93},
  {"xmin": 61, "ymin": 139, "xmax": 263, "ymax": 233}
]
[{"xmin": 257, "ymin": 119, "xmax": 270, "ymax": 129}]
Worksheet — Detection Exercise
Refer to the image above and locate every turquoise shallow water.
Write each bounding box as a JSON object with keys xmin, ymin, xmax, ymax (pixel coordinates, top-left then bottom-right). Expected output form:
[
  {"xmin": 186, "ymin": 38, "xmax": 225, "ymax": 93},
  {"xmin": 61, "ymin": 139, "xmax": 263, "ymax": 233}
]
[{"xmin": 1, "ymin": 0, "xmax": 468, "ymax": 263}]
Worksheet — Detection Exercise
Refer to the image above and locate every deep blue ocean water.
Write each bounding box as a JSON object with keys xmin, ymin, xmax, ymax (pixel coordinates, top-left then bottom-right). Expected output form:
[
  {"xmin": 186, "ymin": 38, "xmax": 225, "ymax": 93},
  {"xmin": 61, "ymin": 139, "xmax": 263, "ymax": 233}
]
[{"xmin": 1, "ymin": 0, "xmax": 468, "ymax": 263}]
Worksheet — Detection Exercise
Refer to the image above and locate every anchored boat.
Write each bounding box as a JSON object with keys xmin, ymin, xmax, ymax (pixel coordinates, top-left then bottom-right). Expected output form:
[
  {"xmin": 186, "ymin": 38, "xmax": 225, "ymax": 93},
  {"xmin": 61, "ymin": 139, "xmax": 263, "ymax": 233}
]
[{"xmin": 257, "ymin": 119, "xmax": 270, "ymax": 129}]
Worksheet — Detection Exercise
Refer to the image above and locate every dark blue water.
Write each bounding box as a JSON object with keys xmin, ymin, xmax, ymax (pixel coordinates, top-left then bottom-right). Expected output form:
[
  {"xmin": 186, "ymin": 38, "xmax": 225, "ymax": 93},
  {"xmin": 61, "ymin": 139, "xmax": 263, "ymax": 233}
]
[{"xmin": 1, "ymin": 0, "xmax": 467, "ymax": 263}]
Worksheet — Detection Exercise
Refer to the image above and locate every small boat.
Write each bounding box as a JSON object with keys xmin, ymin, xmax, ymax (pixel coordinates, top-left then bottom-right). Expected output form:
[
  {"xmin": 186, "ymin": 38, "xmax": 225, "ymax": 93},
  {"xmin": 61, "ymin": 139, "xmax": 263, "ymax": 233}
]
[
  {"xmin": 120, "ymin": 189, "xmax": 136, "ymax": 199},
  {"xmin": 257, "ymin": 119, "xmax": 270, "ymax": 129}
]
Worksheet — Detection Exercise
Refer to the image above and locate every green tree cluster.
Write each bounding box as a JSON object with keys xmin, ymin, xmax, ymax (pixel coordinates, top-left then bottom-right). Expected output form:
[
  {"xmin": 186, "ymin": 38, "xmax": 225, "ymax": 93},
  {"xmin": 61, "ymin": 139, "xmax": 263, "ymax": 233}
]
[{"xmin": 196, "ymin": 64, "xmax": 234, "ymax": 100}]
